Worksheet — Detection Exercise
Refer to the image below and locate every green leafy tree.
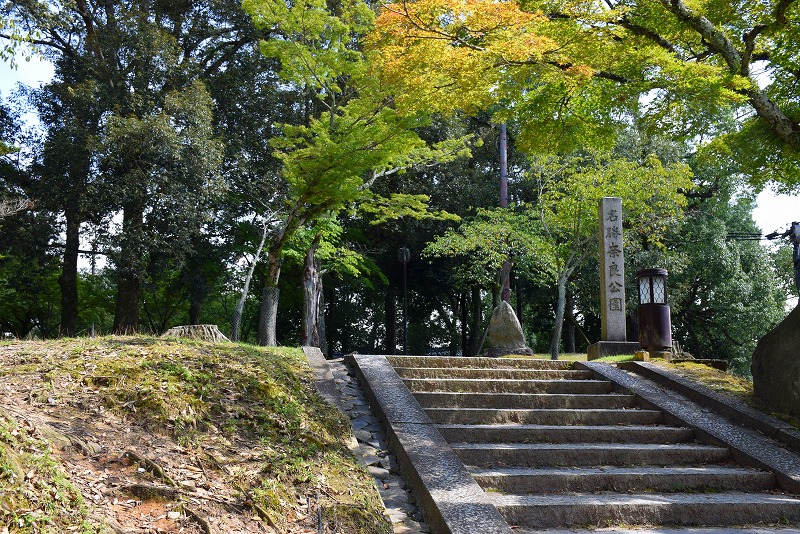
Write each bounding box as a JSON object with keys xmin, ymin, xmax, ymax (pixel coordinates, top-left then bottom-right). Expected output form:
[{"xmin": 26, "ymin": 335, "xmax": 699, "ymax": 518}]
[
  {"xmin": 427, "ymin": 150, "xmax": 694, "ymax": 358},
  {"xmin": 529, "ymin": 152, "xmax": 694, "ymax": 358},
  {"xmin": 2, "ymin": 1, "xmax": 269, "ymax": 334},
  {"xmin": 369, "ymin": 0, "xmax": 800, "ymax": 190},
  {"xmin": 243, "ymin": 0, "xmax": 471, "ymax": 346},
  {"xmin": 631, "ymin": 155, "xmax": 790, "ymax": 375}
]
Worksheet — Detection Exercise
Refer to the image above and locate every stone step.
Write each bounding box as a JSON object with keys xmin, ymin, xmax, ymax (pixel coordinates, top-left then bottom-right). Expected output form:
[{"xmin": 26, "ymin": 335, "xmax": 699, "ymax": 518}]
[
  {"xmin": 394, "ymin": 366, "xmax": 593, "ymax": 380},
  {"xmin": 426, "ymin": 408, "xmax": 662, "ymax": 426},
  {"xmin": 413, "ymin": 392, "xmax": 638, "ymax": 410},
  {"xmin": 452, "ymin": 442, "xmax": 731, "ymax": 467},
  {"xmin": 470, "ymin": 465, "xmax": 776, "ymax": 493},
  {"xmin": 486, "ymin": 491, "xmax": 800, "ymax": 529},
  {"xmin": 387, "ymin": 355, "xmax": 573, "ymax": 370},
  {"xmin": 437, "ymin": 424, "xmax": 694, "ymax": 444},
  {"xmin": 517, "ymin": 529, "xmax": 800, "ymax": 534},
  {"xmin": 402, "ymin": 378, "xmax": 615, "ymax": 394}
]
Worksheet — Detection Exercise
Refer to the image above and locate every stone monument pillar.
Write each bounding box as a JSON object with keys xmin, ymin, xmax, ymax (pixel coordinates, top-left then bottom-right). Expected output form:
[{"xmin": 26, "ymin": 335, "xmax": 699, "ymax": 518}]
[{"xmin": 588, "ymin": 197, "xmax": 639, "ymax": 360}]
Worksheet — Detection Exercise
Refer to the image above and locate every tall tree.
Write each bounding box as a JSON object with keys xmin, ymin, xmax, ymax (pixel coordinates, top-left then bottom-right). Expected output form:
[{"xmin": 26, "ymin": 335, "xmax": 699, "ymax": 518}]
[
  {"xmin": 244, "ymin": 0, "xmax": 470, "ymax": 345},
  {"xmin": 2, "ymin": 1, "xmax": 267, "ymax": 333}
]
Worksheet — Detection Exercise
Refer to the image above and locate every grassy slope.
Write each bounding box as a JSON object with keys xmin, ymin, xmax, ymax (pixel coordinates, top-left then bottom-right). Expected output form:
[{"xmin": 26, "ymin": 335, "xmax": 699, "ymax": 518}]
[{"xmin": 0, "ymin": 336, "xmax": 391, "ymax": 533}]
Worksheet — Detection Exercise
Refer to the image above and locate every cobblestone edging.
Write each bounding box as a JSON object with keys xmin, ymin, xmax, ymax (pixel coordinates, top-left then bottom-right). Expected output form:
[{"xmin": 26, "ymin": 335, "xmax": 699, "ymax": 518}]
[{"xmin": 327, "ymin": 357, "xmax": 430, "ymax": 534}]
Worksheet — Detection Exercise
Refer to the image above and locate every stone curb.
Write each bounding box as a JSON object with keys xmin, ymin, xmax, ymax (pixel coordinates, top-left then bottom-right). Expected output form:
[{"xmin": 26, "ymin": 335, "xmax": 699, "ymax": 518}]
[
  {"xmin": 304, "ymin": 346, "xmax": 345, "ymax": 410},
  {"xmin": 302, "ymin": 347, "xmax": 428, "ymax": 533},
  {"xmin": 303, "ymin": 346, "xmax": 363, "ymax": 461},
  {"xmin": 619, "ymin": 361, "xmax": 800, "ymax": 453},
  {"xmin": 347, "ymin": 353, "xmax": 513, "ymax": 534},
  {"xmin": 578, "ymin": 361, "xmax": 800, "ymax": 494}
]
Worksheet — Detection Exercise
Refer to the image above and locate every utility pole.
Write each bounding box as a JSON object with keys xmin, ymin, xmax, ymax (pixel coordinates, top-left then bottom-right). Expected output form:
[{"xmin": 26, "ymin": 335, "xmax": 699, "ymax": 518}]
[
  {"xmin": 791, "ymin": 222, "xmax": 800, "ymax": 297},
  {"xmin": 499, "ymin": 123, "xmax": 511, "ymax": 303},
  {"xmin": 766, "ymin": 221, "xmax": 800, "ymax": 297}
]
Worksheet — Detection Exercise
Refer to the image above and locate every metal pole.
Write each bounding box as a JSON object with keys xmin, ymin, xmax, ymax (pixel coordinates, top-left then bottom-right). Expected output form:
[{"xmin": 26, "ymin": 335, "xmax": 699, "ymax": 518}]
[
  {"xmin": 398, "ymin": 247, "xmax": 410, "ymax": 354},
  {"xmin": 403, "ymin": 259, "xmax": 408, "ymax": 355}
]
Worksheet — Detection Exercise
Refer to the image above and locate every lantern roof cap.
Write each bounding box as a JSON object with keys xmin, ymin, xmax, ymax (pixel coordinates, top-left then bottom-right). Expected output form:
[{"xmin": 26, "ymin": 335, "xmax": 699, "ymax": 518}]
[{"xmin": 637, "ymin": 268, "xmax": 668, "ymax": 278}]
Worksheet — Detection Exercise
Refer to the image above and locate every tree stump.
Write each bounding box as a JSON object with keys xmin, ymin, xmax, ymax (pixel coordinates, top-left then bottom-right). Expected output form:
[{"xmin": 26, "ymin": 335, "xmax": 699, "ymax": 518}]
[{"xmin": 162, "ymin": 324, "xmax": 230, "ymax": 343}]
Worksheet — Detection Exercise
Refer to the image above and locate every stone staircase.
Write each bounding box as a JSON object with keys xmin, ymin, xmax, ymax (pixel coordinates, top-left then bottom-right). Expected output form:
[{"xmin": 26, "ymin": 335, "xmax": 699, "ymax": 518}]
[{"xmin": 382, "ymin": 355, "xmax": 800, "ymax": 532}]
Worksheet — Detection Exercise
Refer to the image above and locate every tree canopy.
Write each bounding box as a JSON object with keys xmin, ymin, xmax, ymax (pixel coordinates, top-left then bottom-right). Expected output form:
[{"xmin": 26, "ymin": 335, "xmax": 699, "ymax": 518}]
[
  {"xmin": 0, "ymin": 0, "xmax": 792, "ymax": 376},
  {"xmin": 369, "ymin": 0, "xmax": 800, "ymax": 189}
]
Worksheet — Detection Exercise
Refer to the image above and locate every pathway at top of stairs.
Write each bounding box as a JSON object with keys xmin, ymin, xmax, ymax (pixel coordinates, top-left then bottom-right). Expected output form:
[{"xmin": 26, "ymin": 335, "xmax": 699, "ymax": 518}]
[{"xmin": 350, "ymin": 354, "xmax": 800, "ymax": 534}]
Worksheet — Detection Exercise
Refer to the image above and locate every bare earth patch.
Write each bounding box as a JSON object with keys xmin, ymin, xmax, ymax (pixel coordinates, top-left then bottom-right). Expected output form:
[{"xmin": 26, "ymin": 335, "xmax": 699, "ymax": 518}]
[{"xmin": 0, "ymin": 337, "xmax": 390, "ymax": 534}]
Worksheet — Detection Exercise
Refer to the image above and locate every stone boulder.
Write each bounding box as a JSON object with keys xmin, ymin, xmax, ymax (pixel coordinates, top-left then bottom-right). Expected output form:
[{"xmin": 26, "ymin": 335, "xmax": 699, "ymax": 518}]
[
  {"xmin": 751, "ymin": 305, "xmax": 800, "ymax": 419},
  {"xmin": 483, "ymin": 301, "xmax": 533, "ymax": 357}
]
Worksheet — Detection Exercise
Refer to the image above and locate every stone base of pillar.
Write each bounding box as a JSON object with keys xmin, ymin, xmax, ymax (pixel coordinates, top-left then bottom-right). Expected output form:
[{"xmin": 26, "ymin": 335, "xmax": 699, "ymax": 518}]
[
  {"xmin": 484, "ymin": 346, "xmax": 534, "ymax": 358},
  {"xmin": 587, "ymin": 341, "xmax": 640, "ymax": 360}
]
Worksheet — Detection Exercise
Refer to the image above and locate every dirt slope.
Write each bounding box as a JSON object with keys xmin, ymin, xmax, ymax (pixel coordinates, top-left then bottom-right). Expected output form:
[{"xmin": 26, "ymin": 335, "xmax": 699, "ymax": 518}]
[{"xmin": 0, "ymin": 337, "xmax": 390, "ymax": 534}]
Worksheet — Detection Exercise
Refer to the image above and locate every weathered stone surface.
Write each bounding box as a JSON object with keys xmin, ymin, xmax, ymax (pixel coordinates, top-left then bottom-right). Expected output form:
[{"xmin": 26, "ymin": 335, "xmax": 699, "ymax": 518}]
[
  {"xmin": 587, "ymin": 340, "xmax": 639, "ymax": 360},
  {"xmin": 484, "ymin": 301, "xmax": 533, "ymax": 357},
  {"xmin": 161, "ymin": 324, "xmax": 229, "ymax": 342},
  {"xmin": 752, "ymin": 305, "xmax": 800, "ymax": 419},
  {"xmin": 598, "ymin": 197, "xmax": 628, "ymax": 342}
]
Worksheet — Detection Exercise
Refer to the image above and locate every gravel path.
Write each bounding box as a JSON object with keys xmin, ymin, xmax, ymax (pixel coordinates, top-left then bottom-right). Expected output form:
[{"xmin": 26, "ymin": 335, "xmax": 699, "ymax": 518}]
[{"xmin": 327, "ymin": 357, "xmax": 430, "ymax": 534}]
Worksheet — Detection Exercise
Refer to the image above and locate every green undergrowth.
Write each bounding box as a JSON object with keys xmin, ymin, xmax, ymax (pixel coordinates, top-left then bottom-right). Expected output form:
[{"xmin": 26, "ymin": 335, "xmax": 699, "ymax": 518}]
[
  {"xmin": 0, "ymin": 415, "xmax": 101, "ymax": 533},
  {"xmin": 655, "ymin": 361, "xmax": 800, "ymax": 429},
  {"xmin": 593, "ymin": 354, "xmax": 636, "ymax": 363},
  {"xmin": 662, "ymin": 361, "xmax": 753, "ymax": 401},
  {"xmin": 0, "ymin": 336, "xmax": 390, "ymax": 533}
]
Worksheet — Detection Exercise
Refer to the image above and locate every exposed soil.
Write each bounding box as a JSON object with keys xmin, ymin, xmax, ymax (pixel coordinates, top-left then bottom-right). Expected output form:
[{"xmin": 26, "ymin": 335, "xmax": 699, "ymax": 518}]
[{"xmin": 0, "ymin": 338, "xmax": 389, "ymax": 534}]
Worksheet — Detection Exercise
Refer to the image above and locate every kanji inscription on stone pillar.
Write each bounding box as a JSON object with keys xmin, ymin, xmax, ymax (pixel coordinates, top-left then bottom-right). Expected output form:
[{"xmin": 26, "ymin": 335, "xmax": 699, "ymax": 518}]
[{"xmin": 599, "ymin": 197, "xmax": 627, "ymax": 341}]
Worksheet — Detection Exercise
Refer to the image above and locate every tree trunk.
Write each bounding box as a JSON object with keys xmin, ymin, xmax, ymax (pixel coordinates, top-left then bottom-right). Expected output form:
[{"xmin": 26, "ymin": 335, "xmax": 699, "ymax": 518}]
[
  {"xmin": 301, "ymin": 235, "xmax": 322, "ymax": 347},
  {"xmin": 163, "ymin": 324, "xmax": 229, "ymax": 342},
  {"xmin": 385, "ymin": 286, "xmax": 397, "ymax": 354},
  {"xmin": 258, "ymin": 247, "xmax": 282, "ymax": 346},
  {"xmin": 113, "ymin": 206, "xmax": 144, "ymax": 334},
  {"xmin": 434, "ymin": 298, "xmax": 459, "ymax": 356},
  {"xmin": 113, "ymin": 272, "xmax": 141, "ymax": 334},
  {"xmin": 467, "ymin": 285, "xmax": 484, "ymax": 356},
  {"xmin": 232, "ymin": 221, "xmax": 269, "ymax": 342},
  {"xmin": 59, "ymin": 211, "xmax": 80, "ymax": 336},
  {"xmin": 564, "ymin": 290, "xmax": 576, "ymax": 354},
  {"xmin": 549, "ymin": 273, "xmax": 568, "ymax": 360},
  {"xmin": 318, "ymin": 285, "xmax": 328, "ymax": 356},
  {"xmin": 189, "ymin": 299, "xmax": 201, "ymax": 325},
  {"xmin": 447, "ymin": 295, "xmax": 460, "ymax": 356},
  {"xmin": 325, "ymin": 283, "xmax": 336, "ymax": 355}
]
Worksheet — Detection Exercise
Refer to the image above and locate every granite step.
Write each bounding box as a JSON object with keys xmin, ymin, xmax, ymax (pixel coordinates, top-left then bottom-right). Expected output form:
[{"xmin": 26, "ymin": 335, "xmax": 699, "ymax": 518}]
[
  {"xmin": 486, "ymin": 491, "xmax": 800, "ymax": 529},
  {"xmin": 394, "ymin": 366, "xmax": 593, "ymax": 380},
  {"xmin": 425, "ymin": 407, "xmax": 662, "ymax": 425},
  {"xmin": 517, "ymin": 529, "xmax": 800, "ymax": 534},
  {"xmin": 413, "ymin": 391, "xmax": 638, "ymax": 409},
  {"xmin": 387, "ymin": 355, "xmax": 573, "ymax": 370},
  {"xmin": 402, "ymin": 377, "xmax": 615, "ymax": 394},
  {"xmin": 351, "ymin": 353, "xmax": 800, "ymax": 532},
  {"xmin": 437, "ymin": 423, "xmax": 694, "ymax": 444},
  {"xmin": 470, "ymin": 465, "xmax": 776, "ymax": 493},
  {"xmin": 452, "ymin": 442, "xmax": 732, "ymax": 467}
]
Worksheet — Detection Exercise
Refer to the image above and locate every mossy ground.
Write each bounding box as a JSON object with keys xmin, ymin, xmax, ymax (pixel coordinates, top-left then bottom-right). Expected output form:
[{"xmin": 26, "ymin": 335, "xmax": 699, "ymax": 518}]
[
  {"xmin": 653, "ymin": 360, "xmax": 800, "ymax": 429},
  {"xmin": 0, "ymin": 336, "xmax": 390, "ymax": 533}
]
